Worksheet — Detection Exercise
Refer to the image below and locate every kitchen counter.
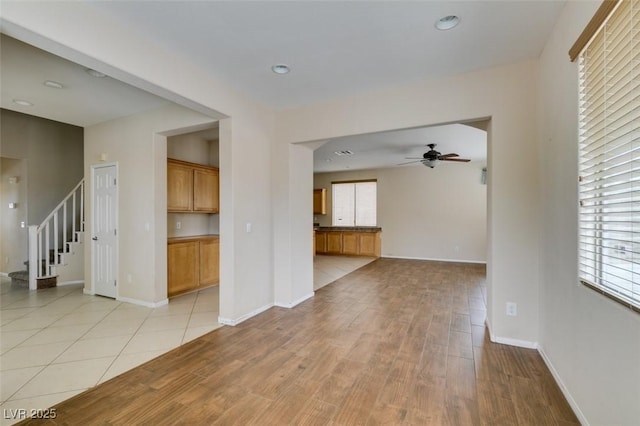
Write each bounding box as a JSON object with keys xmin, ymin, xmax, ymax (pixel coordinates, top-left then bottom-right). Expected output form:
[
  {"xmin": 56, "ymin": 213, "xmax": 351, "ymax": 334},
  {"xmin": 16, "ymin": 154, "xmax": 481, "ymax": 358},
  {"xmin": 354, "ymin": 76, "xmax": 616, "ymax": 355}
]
[
  {"xmin": 168, "ymin": 234, "xmax": 219, "ymax": 243},
  {"xmin": 314, "ymin": 226, "xmax": 381, "ymax": 233},
  {"xmin": 314, "ymin": 228, "xmax": 381, "ymax": 257}
]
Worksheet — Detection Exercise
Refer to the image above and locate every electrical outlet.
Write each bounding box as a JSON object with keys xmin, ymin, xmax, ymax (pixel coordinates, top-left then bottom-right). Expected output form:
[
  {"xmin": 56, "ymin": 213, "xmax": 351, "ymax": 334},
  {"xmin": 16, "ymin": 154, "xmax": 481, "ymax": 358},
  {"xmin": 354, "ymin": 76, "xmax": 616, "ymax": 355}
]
[
  {"xmin": 176, "ymin": 221, "xmax": 181, "ymax": 230},
  {"xmin": 506, "ymin": 302, "xmax": 517, "ymax": 317}
]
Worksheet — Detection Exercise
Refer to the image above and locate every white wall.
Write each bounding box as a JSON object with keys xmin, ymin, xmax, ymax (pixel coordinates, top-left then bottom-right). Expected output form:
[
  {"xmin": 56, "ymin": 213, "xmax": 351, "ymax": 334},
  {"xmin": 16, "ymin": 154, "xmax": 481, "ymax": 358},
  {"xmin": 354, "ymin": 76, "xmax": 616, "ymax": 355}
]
[
  {"xmin": 2, "ymin": 1, "xmax": 277, "ymax": 322},
  {"xmin": 314, "ymin": 163, "xmax": 487, "ymax": 263},
  {"xmin": 277, "ymin": 59, "xmax": 540, "ymax": 345},
  {"xmin": 537, "ymin": 2, "xmax": 640, "ymax": 424},
  {"xmin": 85, "ymin": 104, "xmax": 215, "ymax": 305}
]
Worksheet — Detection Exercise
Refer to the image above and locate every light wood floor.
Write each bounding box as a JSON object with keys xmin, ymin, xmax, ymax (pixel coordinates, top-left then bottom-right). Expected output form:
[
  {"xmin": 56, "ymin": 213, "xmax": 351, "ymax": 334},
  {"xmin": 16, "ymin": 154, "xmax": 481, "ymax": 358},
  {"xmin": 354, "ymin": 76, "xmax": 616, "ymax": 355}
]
[{"xmin": 19, "ymin": 258, "xmax": 579, "ymax": 425}]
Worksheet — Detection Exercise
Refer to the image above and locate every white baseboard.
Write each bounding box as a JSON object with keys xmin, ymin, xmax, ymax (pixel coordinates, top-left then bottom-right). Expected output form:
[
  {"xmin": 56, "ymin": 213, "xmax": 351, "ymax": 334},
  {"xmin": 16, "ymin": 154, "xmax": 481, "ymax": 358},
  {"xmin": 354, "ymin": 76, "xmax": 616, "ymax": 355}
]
[
  {"xmin": 274, "ymin": 292, "xmax": 314, "ymax": 308},
  {"xmin": 117, "ymin": 295, "xmax": 168, "ymax": 308},
  {"xmin": 0, "ymin": 272, "xmax": 9, "ymax": 277},
  {"xmin": 83, "ymin": 288, "xmax": 94, "ymax": 295},
  {"xmin": 382, "ymin": 255, "xmax": 487, "ymax": 265},
  {"xmin": 218, "ymin": 303, "xmax": 273, "ymax": 326},
  {"xmin": 57, "ymin": 280, "xmax": 84, "ymax": 286},
  {"xmin": 485, "ymin": 320, "xmax": 538, "ymax": 349},
  {"xmin": 538, "ymin": 345, "xmax": 589, "ymax": 425}
]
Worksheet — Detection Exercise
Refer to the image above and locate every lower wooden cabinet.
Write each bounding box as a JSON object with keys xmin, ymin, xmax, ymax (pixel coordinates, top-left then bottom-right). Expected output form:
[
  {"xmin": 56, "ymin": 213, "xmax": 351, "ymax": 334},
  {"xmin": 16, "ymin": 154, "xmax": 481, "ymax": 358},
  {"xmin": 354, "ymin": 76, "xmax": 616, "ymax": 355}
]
[
  {"xmin": 168, "ymin": 235, "xmax": 219, "ymax": 297},
  {"xmin": 327, "ymin": 232, "xmax": 343, "ymax": 254},
  {"xmin": 199, "ymin": 238, "xmax": 220, "ymax": 286},
  {"xmin": 315, "ymin": 230, "xmax": 381, "ymax": 257}
]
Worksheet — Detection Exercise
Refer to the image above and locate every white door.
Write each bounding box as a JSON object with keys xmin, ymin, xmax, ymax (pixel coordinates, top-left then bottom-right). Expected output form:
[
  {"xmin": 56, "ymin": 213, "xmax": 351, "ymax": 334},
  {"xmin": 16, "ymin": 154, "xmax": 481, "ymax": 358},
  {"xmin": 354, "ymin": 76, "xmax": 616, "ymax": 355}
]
[{"xmin": 92, "ymin": 164, "xmax": 118, "ymax": 298}]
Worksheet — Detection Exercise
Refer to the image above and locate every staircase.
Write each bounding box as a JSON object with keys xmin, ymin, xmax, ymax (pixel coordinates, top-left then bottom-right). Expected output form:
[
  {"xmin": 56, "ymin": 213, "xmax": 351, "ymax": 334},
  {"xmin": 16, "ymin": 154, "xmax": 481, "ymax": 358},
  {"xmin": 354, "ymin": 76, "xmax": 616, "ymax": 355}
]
[{"xmin": 27, "ymin": 180, "xmax": 85, "ymax": 290}]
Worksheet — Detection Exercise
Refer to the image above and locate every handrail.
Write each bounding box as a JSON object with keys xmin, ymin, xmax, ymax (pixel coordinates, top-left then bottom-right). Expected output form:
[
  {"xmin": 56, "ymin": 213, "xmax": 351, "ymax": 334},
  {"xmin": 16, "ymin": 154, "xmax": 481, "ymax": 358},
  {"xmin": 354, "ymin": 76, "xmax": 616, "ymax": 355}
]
[
  {"xmin": 29, "ymin": 179, "xmax": 84, "ymax": 289},
  {"xmin": 37, "ymin": 179, "xmax": 85, "ymax": 232}
]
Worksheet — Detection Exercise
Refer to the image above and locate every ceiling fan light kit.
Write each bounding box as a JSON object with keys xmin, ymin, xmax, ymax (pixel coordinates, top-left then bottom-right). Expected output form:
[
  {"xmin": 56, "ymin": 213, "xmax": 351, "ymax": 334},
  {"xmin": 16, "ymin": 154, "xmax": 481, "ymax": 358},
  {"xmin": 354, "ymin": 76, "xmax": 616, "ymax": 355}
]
[{"xmin": 399, "ymin": 143, "xmax": 471, "ymax": 168}]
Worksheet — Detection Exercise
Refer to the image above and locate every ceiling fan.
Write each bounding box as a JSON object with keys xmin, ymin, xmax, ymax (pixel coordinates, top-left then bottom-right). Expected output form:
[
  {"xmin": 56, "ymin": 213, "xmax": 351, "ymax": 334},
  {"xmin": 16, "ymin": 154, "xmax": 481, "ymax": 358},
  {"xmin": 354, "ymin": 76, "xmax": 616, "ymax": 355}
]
[{"xmin": 399, "ymin": 143, "xmax": 471, "ymax": 168}]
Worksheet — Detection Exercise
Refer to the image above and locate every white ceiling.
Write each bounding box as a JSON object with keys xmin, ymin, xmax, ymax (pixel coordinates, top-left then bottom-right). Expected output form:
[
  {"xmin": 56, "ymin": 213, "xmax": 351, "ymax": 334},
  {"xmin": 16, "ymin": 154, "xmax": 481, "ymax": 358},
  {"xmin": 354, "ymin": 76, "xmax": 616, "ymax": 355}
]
[
  {"xmin": 312, "ymin": 123, "xmax": 487, "ymax": 173},
  {"xmin": 1, "ymin": 1, "xmax": 564, "ymax": 170},
  {"xmin": 0, "ymin": 35, "xmax": 169, "ymax": 127},
  {"xmin": 88, "ymin": 1, "xmax": 565, "ymax": 110}
]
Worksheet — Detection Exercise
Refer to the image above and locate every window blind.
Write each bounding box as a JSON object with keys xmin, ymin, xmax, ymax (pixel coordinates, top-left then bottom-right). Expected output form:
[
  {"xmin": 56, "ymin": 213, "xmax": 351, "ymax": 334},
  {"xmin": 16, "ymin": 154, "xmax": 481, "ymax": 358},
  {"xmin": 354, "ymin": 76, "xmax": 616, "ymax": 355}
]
[
  {"xmin": 578, "ymin": 0, "xmax": 640, "ymax": 311},
  {"xmin": 332, "ymin": 181, "xmax": 377, "ymax": 227}
]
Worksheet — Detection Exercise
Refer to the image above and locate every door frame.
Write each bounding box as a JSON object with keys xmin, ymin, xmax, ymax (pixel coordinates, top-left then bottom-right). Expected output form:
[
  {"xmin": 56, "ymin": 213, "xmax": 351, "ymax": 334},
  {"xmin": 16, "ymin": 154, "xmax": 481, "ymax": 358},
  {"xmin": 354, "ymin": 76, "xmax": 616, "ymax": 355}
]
[{"xmin": 90, "ymin": 162, "xmax": 119, "ymax": 298}]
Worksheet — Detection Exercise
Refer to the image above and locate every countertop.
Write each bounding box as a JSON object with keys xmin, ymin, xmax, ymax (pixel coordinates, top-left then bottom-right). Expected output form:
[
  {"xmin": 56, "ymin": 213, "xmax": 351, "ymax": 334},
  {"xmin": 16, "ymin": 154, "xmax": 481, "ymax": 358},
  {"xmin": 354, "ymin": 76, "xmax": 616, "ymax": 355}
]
[
  {"xmin": 314, "ymin": 226, "xmax": 381, "ymax": 233},
  {"xmin": 168, "ymin": 234, "xmax": 219, "ymax": 243}
]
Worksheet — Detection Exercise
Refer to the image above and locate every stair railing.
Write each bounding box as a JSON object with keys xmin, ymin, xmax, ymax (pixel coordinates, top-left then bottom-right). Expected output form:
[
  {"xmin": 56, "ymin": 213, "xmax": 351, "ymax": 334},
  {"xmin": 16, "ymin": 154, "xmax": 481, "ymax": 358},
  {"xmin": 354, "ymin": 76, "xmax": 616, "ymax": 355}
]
[{"xmin": 28, "ymin": 179, "xmax": 85, "ymax": 290}]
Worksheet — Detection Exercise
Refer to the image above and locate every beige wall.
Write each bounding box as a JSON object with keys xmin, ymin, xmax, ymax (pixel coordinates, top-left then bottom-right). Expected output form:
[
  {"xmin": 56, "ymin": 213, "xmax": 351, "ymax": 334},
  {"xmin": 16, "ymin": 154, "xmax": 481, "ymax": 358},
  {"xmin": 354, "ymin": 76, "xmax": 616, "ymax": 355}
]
[
  {"xmin": 0, "ymin": 109, "xmax": 83, "ymax": 274},
  {"xmin": 6, "ymin": 3, "xmax": 637, "ymax": 422},
  {"xmin": 276, "ymin": 59, "xmax": 540, "ymax": 345},
  {"xmin": 314, "ymin": 163, "xmax": 487, "ymax": 263},
  {"xmin": 537, "ymin": 2, "xmax": 640, "ymax": 424},
  {"xmin": 84, "ymin": 104, "xmax": 216, "ymax": 305}
]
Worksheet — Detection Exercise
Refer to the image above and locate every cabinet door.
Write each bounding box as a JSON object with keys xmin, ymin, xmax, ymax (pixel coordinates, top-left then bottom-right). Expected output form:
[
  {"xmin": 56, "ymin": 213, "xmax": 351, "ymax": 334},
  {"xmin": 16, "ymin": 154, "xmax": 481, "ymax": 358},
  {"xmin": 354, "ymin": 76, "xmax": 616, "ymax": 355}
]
[
  {"xmin": 313, "ymin": 188, "xmax": 327, "ymax": 215},
  {"xmin": 342, "ymin": 232, "xmax": 358, "ymax": 255},
  {"xmin": 199, "ymin": 239, "xmax": 220, "ymax": 286},
  {"xmin": 326, "ymin": 232, "xmax": 343, "ymax": 254},
  {"xmin": 315, "ymin": 231, "xmax": 327, "ymax": 254},
  {"xmin": 168, "ymin": 241, "xmax": 199, "ymax": 297},
  {"xmin": 193, "ymin": 168, "xmax": 219, "ymax": 213},
  {"xmin": 167, "ymin": 161, "xmax": 193, "ymax": 212},
  {"xmin": 358, "ymin": 232, "xmax": 380, "ymax": 257}
]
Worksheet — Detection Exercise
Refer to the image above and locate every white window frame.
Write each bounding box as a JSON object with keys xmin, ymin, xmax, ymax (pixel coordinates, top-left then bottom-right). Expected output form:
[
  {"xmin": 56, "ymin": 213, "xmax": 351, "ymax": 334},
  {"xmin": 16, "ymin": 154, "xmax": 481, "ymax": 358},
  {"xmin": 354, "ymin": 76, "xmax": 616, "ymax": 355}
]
[
  {"xmin": 576, "ymin": 0, "xmax": 640, "ymax": 313},
  {"xmin": 331, "ymin": 180, "xmax": 377, "ymax": 227}
]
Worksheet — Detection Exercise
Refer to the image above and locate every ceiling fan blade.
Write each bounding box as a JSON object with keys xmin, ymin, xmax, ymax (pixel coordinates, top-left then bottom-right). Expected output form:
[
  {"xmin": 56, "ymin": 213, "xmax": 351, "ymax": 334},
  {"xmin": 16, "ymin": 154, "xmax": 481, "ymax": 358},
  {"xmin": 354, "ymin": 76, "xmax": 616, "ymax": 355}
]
[
  {"xmin": 438, "ymin": 153, "xmax": 459, "ymax": 159},
  {"xmin": 442, "ymin": 158, "xmax": 471, "ymax": 162},
  {"xmin": 404, "ymin": 157, "xmax": 424, "ymax": 159},
  {"xmin": 397, "ymin": 160, "xmax": 423, "ymax": 165}
]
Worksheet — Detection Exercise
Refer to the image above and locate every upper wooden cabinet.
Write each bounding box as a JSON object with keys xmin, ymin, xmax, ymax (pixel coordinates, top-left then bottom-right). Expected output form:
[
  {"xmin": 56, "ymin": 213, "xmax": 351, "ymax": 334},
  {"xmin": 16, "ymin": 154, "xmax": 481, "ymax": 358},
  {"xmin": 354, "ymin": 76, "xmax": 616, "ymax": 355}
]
[
  {"xmin": 313, "ymin": 188, "xmax": 327, "ymax": 215},
  {"xmin": 168, "ymin": 158, "xmax": 219, "ymax": 213},
  {"xmin": 167, "ymin": 162, "xmax": 193, "ymax": 211}
]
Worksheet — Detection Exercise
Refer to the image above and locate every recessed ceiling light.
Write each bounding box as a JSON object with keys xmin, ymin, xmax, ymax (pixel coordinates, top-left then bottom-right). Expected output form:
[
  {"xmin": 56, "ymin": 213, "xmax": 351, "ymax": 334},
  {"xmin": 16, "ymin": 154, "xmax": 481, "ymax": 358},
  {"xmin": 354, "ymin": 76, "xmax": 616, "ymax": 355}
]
[
  {"xmin": 12, "ymin": 99, "xmax": 33, "ymax": 107},
  {"xmin": 435, "ymin": 15, "xmax": 460, "ymax": 31},
  {"xmin": 271, "ymin": 64, "xmax": 290, "ymax": 75},
  {"xmin": 86, "ymin": 69, "xmax": 106, "ymax": 78},
  {"xmin": 44, "ymin": 80, "xmax": 64, "ymax": 89}
]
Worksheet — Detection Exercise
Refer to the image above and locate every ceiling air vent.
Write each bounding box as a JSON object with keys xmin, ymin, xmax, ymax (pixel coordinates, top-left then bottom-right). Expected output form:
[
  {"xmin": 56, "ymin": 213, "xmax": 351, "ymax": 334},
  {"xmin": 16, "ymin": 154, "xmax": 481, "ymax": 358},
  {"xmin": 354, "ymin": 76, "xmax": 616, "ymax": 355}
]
[{"xmin": 334, "ymin": 150, "xmax": 354, "ymax": 156}]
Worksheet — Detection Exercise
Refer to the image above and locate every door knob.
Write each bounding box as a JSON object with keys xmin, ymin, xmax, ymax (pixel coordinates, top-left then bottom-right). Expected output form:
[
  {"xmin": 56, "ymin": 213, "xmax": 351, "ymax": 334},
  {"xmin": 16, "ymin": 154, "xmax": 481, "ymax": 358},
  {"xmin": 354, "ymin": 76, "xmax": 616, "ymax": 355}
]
[{"xmin": 92, "ymin": 236, "xmax": 98, "ymax": 241}]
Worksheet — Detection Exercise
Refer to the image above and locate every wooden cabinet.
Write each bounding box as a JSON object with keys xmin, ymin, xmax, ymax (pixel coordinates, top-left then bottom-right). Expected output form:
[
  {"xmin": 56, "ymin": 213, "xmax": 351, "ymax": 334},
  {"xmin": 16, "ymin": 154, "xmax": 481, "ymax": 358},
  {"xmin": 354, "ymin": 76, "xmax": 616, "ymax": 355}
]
[
  {"xmin": 315, "ymin": 230, "xmax": 381, "ymax": 257},
  {"xmin": 168, "ymin": 158, "xmax": 219, "ymax": 213},
  {"xmin": 358, "ymin": 232, "xmax": 380, "ymax": 257},
  {"xmin": 327, "ymin": 232, "xmax": 343, "ymax": 254},
  {"xmin": 168, "ymin": 235, "xmax": 219, "ymax": 297},
  {"xmin": 194, "ymin": 168, "xmax": 219, "ymax": 212},
  {"xmin": 313, "ymin": 188, "xmax": 327, "ymax": 215},
  {"xmin": 315, "ymin": 231, "xmax": 327, "ymax": 254},
  {"xmin": 199, "ymin": 238, "xmax": 219, "ymax": 286},
  {"xmin": 167, "ymin": 162, "xmax": 193, "ymax": 211},
  {"xmin": 167, "ymin": 241, "xmax": 199, "ymax": 296},
  {"xmin": 342, "ymin": 232, "xmax": 358, "ymax": 255}
]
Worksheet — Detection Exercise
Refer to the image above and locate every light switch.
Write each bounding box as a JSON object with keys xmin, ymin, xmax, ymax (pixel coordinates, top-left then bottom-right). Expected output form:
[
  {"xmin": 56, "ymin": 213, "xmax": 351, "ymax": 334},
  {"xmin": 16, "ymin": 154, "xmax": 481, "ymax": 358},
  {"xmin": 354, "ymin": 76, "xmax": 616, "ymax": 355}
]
[
  {"xmin": 8, "ymin": 202, "xmax": 17, "ymax": 209},
  {"xmin": 246, "ymin": 222, "xmax": 252, "ymax": 233},
  {"xmin": 176, "ymin": 221, "xmax": 182, "ymax": 230}
]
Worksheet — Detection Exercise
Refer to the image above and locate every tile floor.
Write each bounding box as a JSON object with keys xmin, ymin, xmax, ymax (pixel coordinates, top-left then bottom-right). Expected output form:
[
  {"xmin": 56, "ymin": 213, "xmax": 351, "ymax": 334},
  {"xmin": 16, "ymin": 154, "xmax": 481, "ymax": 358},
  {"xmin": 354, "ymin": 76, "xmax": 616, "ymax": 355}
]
[
  {"xmin": 0, "ymin": 279, "xmax": 221, "ymax": 425},
  {"xmin": 313, "ymin": 254, "xmax": 376, "ymax": 290},
  {"xmin": 0, "ymin": 255, "xmax": 373, "ymax": 425}
]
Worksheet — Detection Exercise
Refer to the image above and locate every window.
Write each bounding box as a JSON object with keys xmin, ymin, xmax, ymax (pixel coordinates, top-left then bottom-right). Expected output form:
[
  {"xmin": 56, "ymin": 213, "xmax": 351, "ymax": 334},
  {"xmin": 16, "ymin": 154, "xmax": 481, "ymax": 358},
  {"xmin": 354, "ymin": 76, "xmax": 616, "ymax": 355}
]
[
  {"xmin": 576, "ymin": 0, "xmax": 640, "ymax": 312},
  {"xmin": 332, "ymin": 180, "xmax": 377, "ymax": 226}
]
